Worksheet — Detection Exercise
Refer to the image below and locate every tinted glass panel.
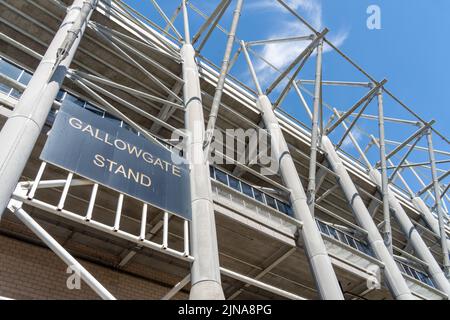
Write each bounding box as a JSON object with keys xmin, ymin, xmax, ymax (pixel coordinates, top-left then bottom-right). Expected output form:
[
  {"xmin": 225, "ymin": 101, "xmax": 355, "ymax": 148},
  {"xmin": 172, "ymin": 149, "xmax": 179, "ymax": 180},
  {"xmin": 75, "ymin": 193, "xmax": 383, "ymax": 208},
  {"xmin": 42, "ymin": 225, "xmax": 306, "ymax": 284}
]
[
  {"xmin": 0, "ymin": 59, "xmax": 22, "ymax": 80},
  {"xmin": 417, "ymin": 272, "xmax": 428, "ymax": 284},
  {"xmin": 253, "ymin": 188, "xmax": 264, "ymax": 203},
  {"xmin": 361, "ymin": 242, "xmax": 373, "ymax": 256},
  {"xmin": 241, "ymin": 182, "xmax": 254, "ymax": 198},
  {"xmin": 328, "ymin": 227, "xmax": 339, "ymax": 240},
  {"xmin": 9, "ymin": 89, "xmax": 21, "ymax": 99},
  {"xmin": 276, "ymin": 200, "xmax": 288, "ymax": 214},
  {"xmin": 404, "ymin": 265, "xmax": 414, "ymax": 277},
  {"xmin": 409, "ymin": 268, "xmax": 420, "ymax": 280},
  {"xmin": 0, "ymin": 83, "xmax": 11, "ymax": 95},
  {"xmin": 228, "ymin": 176, "xmax": 241, "ymax": 191},
  {"xmin": 215, "ymin": 169, "xmax": 228, "ymax": 185},
  {"xmin": 317, "ymin": 221, "xmax": 330, "ymax": 235},
  {"xmin": 424, "ymin": 276, "xmax": 434, "ymax": 287},
  {"xmin": 345, "ymin": 235, "xmax": 358, "ymax": 249},
  {"xmin": 336, "ymin": 230, "xmax": 346, "ymax": 244},
  {"xmin": 18, "ymin": 71, "xmax": 32, "ymax": 85},
  {"xmin": 265, "ymin": 195, "xmax": 278, "ymax": 210},
  {"xmin": 355, "ymin": 241, "xmax": 366, "ymax": 253},
  {"xmin": 286, "ymin": 205, "xmax": 293, "ymax": 216}
]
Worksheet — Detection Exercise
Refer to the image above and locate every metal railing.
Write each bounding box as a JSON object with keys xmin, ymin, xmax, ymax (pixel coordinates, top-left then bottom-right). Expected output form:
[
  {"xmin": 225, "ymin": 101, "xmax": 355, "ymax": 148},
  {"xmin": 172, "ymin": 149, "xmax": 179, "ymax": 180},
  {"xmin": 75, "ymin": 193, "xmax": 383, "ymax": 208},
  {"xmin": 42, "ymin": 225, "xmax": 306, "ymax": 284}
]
[{"xmin": 210, "ymin": 164, "xmax": 437, "ymax": 289}]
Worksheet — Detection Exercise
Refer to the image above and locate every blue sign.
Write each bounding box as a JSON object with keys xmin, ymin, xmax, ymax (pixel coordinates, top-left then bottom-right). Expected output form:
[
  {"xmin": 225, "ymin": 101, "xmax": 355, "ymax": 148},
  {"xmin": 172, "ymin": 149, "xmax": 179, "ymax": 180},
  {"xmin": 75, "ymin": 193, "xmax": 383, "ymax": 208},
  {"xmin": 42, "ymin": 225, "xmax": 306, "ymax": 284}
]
[{"xmin": 40, "ymin": 103, "xmax": 191, "ymax": 221}]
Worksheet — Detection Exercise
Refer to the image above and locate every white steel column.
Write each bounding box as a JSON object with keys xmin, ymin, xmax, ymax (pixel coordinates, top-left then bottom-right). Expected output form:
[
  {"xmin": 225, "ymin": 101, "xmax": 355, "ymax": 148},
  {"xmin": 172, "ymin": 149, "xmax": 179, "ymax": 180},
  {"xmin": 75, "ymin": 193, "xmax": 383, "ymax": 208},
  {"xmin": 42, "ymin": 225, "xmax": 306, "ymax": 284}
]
[
  {"xmin": 321, "ymin": 136, "xmax": 415, "ymax": 300},
  {"xmin": 241, "ymin": 43, "xmax": 343, "ymax": 299},
  {"xmin": 426, "ymin": 130, "xmax": 450, "ymax": 278},
  {"xmin": 412, "ymin": 196, "xmax": 450, "ymax": 251},
  {"xmin": 306, "ymin": 40, "xmax": 323, "ymax": 217},
  {"xmin": 258, "ymin": 96, "xmax": 344, "ymax": 300},
  {"xmin": 368, "ymin": 168, "xmax": 450, "ymax": 295},
  {"xmin": 181, "ymin": 0, "xmax": 224, "ymax": 300},
  {"xmin": 0, "ymin": 0, "xmax": 97, "ymax": 218},
  {"xmin": 367, "ymin": 138, "xmax": 450, "ymax": 294}
]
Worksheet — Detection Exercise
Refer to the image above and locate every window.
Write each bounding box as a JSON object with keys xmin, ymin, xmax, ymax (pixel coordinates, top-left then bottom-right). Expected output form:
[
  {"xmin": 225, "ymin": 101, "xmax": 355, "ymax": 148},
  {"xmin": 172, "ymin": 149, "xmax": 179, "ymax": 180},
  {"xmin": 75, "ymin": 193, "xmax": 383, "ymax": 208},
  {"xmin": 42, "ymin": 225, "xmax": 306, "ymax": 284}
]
[
  {"xmin": 215, "ymin": 169, "xmax": 228, "ymax": 185},
  {"xmin": 285, "ymin": 204, "xmax": 294, "ymax": 216},
  {"xmin": 9, "ymin": 88, "xmax": 21, "ymax": 99},
  {"xmin": 265, "ymin": 194, "xmax": 278, "ymax": 210},
  {"xmin": 0, "ymin": 59, "xmax": 22, "ymax": 80},
  {"xmin": 360, "ymin": 242, "xmax": 373, "ymax": 256},
  {"xmin": 355, "ymin": 241, "xmax": 366, "ymax": 253},
  {"xmin": 404, "ymin": 265, "xmax": 414, "ymax": 278},
  {"xmin": 0, "ymin": 83, "xmax": 11, "ymax": 95},
  {"xmin": 417, "ymin": 272, "xmax": 428, "ymax": 284},
  {"xmin": 317, "ymin": 220, "xmax": 330, "ymax": 236},
  {"xmin": 409, "ymin": 268, "xmax": 420, "ymax": 281},
  {"xmin": 327, "ymin": 226, "xmax": 339, "ymax": 240},
  {"xmin": 422, "ymin": 275, "xmax": 434, "ymax": 287},
  {"xmin": 276, "ymin": 200, "xmax": 289, "ymax": 215},
  {"xmin": 0, "ymin": 59, "xmax": 30, "ymax": 99},
  {"xmin": 209, "ymin": 166, "xmax": 215, "ymax": 178},
  {"xmin": 18, "ymin": 71, "xmax": 32, "ymax": 85},
  {"xmin": 228, "ymin": 176, "xmax": 241, "ymax": 192},
  {"xmin": 336, "ymin": 230, "xmax": 347, "ymax": 244},
  {"xmin": 253, "ymin": 188, "xmax": 264, "ymax": 203},
  {"xmin": 241, "ymin": 182, "xmax": 254, "ymax": 198},
  {"xmin": 345, "ymin": 235, "xmax": 358, "ymax": 250}
]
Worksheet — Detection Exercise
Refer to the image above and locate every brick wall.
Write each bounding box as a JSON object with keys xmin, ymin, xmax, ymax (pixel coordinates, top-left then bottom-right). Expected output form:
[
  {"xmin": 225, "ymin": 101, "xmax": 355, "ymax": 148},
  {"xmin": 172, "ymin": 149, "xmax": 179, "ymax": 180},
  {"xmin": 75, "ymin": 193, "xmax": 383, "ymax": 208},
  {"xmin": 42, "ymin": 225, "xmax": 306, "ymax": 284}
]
[{"xmin": 0, "ymin": 234, "xmax": 188, "ymax": 300}]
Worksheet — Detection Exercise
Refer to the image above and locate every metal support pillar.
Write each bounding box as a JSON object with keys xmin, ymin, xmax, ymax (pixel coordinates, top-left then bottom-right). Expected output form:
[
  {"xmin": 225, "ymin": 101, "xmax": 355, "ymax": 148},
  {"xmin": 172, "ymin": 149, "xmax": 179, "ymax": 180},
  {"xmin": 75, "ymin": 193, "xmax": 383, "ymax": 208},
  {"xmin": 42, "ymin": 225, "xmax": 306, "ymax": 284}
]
[
  {"xmin": 241, "ymin": 43, "xmax": 343, "ymax": 299},
  {"xmin": 377, "ymin": 89, "xmax": 393, "ymax": 254},
  {"xmin": 412, "ymin": 196, "xmax": 450, "ymax": 251},
  {"xmin": 426, "ymin": 130, "xmax": 450, "ymax": 278},
  {"xmin": 0, "ymin": 0, "xmax": 97, "ymax": 218},
  {"xmin": 258, "ymin": 96, "xmax": 343, "ymax": 300},
  {"xmin": 204, "ymin": 0, "xmax": 244, "ymax": 150},
  {"xmin": 366, "ymin": 136, "xmax": 450, "ymax": 294},
  {"xmin": 320, "ymin": 136, "xmax": 415, "ymax": 299},
  {"xmin": 368, "ymin": 168, "xmax": 450, "ymax": 295},
  {"xmin": 306, "ymin": 40, "xmax": 323, "ymax": 216},
  {"xmin": 181, "ymin": 0, "xmax": 224, "ymax": 300}
]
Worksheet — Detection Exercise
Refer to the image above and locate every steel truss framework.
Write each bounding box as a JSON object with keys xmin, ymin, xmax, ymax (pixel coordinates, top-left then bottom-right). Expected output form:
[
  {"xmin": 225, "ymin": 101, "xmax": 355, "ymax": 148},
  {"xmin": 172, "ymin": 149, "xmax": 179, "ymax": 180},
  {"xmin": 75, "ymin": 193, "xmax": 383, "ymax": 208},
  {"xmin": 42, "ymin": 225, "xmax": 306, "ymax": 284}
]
[{"xmin": 0, "ymin": 0, "xmax": 449, "ymax": 300}]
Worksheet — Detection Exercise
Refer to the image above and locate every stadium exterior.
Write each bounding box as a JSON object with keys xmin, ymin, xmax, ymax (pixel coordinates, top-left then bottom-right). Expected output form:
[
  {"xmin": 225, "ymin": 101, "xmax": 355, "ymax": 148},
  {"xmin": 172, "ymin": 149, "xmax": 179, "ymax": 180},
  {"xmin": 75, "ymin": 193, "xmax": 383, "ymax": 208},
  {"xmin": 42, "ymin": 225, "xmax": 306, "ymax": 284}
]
[{"xmin": 0, "ymin": 0, "xmax": 449, "ymax": 300}]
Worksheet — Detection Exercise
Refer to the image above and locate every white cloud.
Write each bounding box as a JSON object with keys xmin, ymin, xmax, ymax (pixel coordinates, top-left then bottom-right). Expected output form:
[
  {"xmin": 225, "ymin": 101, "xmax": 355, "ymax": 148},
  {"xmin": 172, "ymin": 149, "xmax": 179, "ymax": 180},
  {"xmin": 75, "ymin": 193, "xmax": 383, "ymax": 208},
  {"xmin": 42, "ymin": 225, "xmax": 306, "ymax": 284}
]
[
  {"xmin": 341, "ymin": 128, "xmax": 362, "ymax": 149},
  {"xmin": 247, "ymin": 0, "xmax": 349, "ymax": 87}
]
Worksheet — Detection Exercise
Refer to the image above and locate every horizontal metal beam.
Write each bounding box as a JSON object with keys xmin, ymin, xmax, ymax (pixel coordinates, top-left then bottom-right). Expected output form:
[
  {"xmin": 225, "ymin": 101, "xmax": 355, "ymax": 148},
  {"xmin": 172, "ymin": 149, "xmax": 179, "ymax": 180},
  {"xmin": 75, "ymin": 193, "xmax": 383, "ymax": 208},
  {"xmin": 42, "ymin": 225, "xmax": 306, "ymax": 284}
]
[
  {"xmin": 298, "ymin": 79, "xmax": 372, "ymax": 88},
  {"xmin": 266, "ymin": 28, "xmax": 328, "ymax": 95},
  {"xmin": 386, "ymin": 159, "xmax": 450, "ymax": 170},
  {"xmin": 247, "ymin": 35, "xmax": 315, "ymax": 47},
  {"xmin": 220, "ymin": 267, "xmax": 306, "ymax": 300}
]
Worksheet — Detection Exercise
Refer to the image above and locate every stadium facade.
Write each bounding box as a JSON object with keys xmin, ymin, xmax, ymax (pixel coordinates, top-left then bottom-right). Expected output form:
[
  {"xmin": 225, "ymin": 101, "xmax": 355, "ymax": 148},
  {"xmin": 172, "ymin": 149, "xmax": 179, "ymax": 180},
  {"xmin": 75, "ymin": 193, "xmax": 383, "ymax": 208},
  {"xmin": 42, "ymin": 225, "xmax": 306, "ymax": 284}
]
[{"xmin": 0, "ymin": 0, "xmax": 449, "ymax": 300}]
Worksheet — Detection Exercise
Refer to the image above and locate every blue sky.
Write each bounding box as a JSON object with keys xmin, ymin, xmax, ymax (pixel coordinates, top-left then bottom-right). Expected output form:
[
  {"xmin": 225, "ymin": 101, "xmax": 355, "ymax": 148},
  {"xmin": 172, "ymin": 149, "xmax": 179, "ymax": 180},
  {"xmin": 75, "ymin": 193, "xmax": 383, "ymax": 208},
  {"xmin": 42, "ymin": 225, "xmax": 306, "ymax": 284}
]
[
  {"xmin": 125, "ymin": 0, "xmax": 449, "ymax": 134},
  {"xmin": 124, "ymin": 0, "xmax": 449, "ymax": 197}
]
